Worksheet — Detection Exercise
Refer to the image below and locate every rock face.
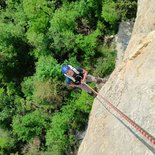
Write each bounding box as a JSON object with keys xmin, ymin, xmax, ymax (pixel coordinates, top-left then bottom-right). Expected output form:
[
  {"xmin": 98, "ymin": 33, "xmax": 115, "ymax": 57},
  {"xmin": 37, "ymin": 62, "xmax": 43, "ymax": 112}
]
[
  {"xmin": 78, "ymin": 0, "xmax": 155, "ymax": 154},
  {"xmin": 115, "ymin": 20, "xmax": 134, "ymax": 66}
]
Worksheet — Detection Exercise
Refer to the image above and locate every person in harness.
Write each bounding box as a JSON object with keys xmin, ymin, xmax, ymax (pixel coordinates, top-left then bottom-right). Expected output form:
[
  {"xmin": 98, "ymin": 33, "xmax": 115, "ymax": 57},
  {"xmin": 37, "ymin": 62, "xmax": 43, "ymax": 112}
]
[{"xmin": 61, "ymin": 65, "xmax": 104, "ymax": 97}]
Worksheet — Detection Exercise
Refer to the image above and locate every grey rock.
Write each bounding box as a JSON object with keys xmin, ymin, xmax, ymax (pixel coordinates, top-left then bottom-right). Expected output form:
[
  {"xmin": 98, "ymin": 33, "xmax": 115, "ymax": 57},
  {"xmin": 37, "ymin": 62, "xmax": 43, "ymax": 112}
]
[{"xmin": 78, "ymin": 0, "xmax": 155, "ymax": 154}]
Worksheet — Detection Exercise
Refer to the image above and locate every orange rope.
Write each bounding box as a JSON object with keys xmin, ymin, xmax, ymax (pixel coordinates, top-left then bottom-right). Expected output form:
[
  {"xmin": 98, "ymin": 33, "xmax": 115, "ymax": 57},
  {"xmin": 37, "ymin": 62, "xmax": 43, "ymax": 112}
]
[{"xmin": 84, "ymin": 83, "xmax": 155, "ymax": 146}]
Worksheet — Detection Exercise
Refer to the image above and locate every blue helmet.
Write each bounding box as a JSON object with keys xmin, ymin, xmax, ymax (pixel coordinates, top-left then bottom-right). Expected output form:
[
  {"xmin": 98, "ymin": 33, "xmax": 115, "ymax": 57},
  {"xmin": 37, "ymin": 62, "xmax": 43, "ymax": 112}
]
[{"xmin": 62, "ymin": 65, "xmax": 70, "ymax": 74}]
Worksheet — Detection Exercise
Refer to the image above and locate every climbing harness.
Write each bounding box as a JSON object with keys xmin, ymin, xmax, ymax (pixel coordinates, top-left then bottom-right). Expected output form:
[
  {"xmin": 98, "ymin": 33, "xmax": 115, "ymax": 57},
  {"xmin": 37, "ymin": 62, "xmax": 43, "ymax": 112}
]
[{"xmin": 84, "ymin": 83, "xmax": 155, "ymax": 147}]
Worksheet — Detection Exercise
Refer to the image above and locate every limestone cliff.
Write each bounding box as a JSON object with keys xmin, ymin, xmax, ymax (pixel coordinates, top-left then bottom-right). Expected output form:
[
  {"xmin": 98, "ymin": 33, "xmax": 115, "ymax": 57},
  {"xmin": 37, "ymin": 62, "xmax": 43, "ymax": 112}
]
[{"xmin": 78, "ymin": 0, "xmax": 155, "ymax": 154}]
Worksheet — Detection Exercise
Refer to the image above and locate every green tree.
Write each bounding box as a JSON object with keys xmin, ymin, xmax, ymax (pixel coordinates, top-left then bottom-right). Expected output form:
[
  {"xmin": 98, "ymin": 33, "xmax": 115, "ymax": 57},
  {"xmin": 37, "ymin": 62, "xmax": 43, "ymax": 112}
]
[
  {"xmin": 35, "ymin": 55, "xmax": 62, "ymax": 80},
  {"xmin": 12, "ymin": 110, "xmax": 47, "ymax": 142},
  {"xmin": 46, "ymin": 91, "xmax": 93, "ymax": 153},
  {"xmin": 102, "ymin": 0, "xmax": 120, "ymax": 24},
  {"xmin": 0, "ymin": 128, "xmax": 14, "ymax": 155},
  {"xmin": 94, "ymin": 46, "xmax": 116, "ymax": 77},
  {"xmin": 23, "ymin": 0, "xmax": 53, "ymax": 51},
  {"xmin": 117, "ymin": 0, "xmax": 137, "ymax": 19},
  {"xmin": 0, "ymin": 86, "xmax": 16, "ymax": 128},
  {"xmin": 0, "ymin": 0, "xmax": 137, "ymax": 154}
]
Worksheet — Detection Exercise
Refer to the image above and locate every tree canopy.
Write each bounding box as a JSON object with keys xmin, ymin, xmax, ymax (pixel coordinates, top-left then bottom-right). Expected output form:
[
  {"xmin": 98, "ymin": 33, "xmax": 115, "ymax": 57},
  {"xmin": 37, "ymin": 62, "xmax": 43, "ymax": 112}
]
[{"xmin": 0, "ymin": 0, "xmax": 137, "ymax": 154}]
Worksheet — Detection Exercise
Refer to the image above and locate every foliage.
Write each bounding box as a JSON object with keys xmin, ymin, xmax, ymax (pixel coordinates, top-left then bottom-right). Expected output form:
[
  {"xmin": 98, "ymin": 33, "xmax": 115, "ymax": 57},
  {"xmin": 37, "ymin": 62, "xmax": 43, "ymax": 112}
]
[
  {"xmin": 46, "ymin": 91, "xmax": 93, "ymax": 153},
  {"xmin": 102, "ymin": 0, "xmax": 137, "ymax": 24},
  {"xmin": 0, "ymin": 0, "xmax": 137, "ymax": 154},
  {"xmin": 12, "ymin": 110, "xmax": 47, "ymax": 142},
  {"xmin": 75, "ymin": 29, "xmax": 101, "ymax": 65},
  {"xmin": 0, "ymin": 87, "xmax": 16, "ymax": 127},
  {"xmin": 102, "ymin": 0, "xmax": 119, "ymax": 24},
  {"xmin": 94, "ymin": 46, "xmax": 116, "ymax": 77},
  {"xmin": 23, "ymin": 0, "xmax": 52, "ymax": 49},
  {"xmin": 0, "ymin": 128, "xmax": 14, "ymax": 152},
  {"xmin": 21, "ymin": 77, "xmax": 34, "ymax": 99},
  {"xmin": 35, "ymin": 55, "xmax": 62, "ymax": 80},
  {"xmin": 116, "ymin": 0, "xmax": 137, "ymax": 19},
  {"xmin": 33, "ymin": 79, "xmax": 64, "ymax": 107}
]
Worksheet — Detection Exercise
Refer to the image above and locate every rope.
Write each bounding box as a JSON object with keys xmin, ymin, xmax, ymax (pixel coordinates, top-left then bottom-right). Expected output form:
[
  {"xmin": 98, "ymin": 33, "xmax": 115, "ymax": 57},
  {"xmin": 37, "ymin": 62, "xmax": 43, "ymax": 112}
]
[{"xmin": 83, "ymin": 82, "xmax": 155, "ymax": 146}]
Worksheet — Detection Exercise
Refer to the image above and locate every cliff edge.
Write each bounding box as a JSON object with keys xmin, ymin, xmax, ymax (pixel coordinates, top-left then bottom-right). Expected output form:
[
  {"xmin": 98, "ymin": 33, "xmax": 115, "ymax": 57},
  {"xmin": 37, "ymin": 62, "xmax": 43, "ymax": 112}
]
[{"xmin": 78, "ymin": 0, "xmax": 155, "ymax": 154}]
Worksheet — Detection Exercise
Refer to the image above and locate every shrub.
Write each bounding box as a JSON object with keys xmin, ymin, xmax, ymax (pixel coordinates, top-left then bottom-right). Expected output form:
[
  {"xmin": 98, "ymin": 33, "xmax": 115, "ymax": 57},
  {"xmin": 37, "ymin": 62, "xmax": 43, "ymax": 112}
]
[
  {"xmin": 35, "ymin": 56, "xmax": 62, "ymax": 80},
  {"xmin": 75, "ymin": 29, "xmax": 101, "ymax": 65},
  {"xmin": 12, "ymin": 110, "xmax": 47, "ymax": 142},
  {"xmin": 0, "ymin": 128, "xmax": 14, "ymax": 151},
  {"xmin": 46, "ymin": 91, "xmax": 93, "ymax": 153},
  {"xmin": 102, "ymin": 0, "xmax": 120, "ymax": 24},
  {"xmin": 94, "ymin": 46, "xmax": 116, "ymax": 77},
  {"xmin": 33, "ymin": 79, "xmax": 63, "ymax": 107},
  {"xmin": 116, "ymin": 0, "xmax": 137, "ymax": 19}
]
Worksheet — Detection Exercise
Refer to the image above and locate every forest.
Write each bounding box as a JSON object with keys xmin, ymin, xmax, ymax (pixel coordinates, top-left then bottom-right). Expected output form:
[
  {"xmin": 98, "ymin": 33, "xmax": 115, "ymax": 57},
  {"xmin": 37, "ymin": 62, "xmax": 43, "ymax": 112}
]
[{"xmin": 0, "ymin": 0, "xmax": 137, "ymax": 154}]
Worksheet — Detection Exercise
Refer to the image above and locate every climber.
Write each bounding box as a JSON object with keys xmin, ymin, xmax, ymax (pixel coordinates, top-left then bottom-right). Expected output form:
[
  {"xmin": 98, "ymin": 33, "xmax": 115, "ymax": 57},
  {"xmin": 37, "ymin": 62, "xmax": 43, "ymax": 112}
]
[{"xmin": 61, "ymin": 64, "xmax": 105, "ymax": 97}]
